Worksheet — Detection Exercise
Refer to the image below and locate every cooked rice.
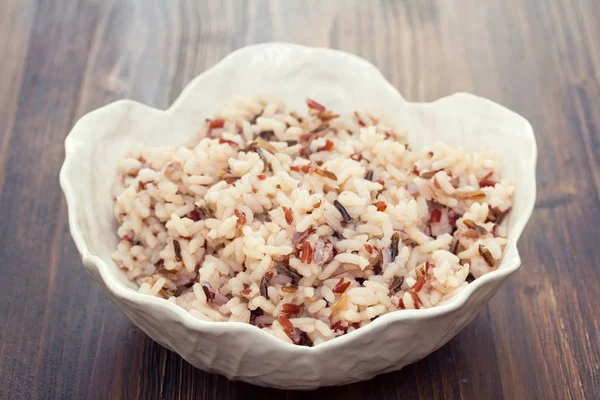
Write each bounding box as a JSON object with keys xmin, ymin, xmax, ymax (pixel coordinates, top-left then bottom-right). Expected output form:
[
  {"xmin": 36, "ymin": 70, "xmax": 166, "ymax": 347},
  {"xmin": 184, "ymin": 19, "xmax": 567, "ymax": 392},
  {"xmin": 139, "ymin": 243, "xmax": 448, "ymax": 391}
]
[{"xmin": 112, "ymin": 95, "xmax": 514, "ymax": 346}]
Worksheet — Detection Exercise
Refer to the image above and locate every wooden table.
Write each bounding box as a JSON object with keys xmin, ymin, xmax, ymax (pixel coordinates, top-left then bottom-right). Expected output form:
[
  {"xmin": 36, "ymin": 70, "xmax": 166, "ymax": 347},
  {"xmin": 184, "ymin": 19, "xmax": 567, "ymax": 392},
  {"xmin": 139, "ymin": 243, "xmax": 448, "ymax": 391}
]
[{"xmin": 1, "ymin": 1, "xmax": 598, "ymax": 399}]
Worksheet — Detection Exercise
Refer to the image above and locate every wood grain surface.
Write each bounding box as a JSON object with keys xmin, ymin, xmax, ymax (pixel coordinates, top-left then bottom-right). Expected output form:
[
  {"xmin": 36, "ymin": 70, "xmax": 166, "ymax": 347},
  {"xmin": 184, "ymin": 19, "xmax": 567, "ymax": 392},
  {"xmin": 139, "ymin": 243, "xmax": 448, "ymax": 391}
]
[{"xmin": 0, "ymin": 0, "xmax": 598, "ymax": 399}]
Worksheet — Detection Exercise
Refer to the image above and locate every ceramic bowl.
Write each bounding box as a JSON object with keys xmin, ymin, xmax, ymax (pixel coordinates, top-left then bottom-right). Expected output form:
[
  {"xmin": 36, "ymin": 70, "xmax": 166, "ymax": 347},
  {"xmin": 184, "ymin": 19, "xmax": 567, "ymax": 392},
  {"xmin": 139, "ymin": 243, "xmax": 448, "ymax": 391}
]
[{"xmin": 60, "ymin": 43, "xmax": 536, "ymax": 389}]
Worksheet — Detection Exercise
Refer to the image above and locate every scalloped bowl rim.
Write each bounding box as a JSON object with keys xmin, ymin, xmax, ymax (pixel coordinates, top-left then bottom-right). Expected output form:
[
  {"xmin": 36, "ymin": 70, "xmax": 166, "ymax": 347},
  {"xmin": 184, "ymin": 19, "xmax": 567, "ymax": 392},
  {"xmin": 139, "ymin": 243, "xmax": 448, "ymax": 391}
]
[{"xmin": 59, "ymin": 43, "xmax": 537, "ymax": 355}]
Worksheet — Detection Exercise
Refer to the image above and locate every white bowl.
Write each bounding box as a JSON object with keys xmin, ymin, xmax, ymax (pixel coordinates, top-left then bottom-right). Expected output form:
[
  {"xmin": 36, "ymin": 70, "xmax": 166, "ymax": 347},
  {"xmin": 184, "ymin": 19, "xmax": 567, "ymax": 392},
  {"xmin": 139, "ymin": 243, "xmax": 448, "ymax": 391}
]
[{"xmin": 60, "ymin": 43, "xmax": 536, "ymax": 389}]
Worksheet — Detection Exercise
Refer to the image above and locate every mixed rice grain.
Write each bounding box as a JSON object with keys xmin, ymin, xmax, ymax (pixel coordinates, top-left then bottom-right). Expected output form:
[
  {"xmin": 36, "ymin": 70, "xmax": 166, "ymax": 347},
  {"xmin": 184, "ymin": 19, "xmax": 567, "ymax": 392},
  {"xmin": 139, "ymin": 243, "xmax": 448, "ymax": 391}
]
[{"xmin": 112, "ymin": 95, "xmax": 514, "ymax": 345}]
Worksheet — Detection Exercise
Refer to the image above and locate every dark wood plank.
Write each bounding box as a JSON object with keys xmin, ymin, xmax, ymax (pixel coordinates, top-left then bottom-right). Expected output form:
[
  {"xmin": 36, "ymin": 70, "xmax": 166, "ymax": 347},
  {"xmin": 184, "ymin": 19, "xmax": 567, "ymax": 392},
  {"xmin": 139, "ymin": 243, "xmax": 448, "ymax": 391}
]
[
  {"xmin": 0, "ymin": 0, "xmax": 37, "ymax": 203},
  {"xmin": 0, "ymin": 0, "xmax": 598, "ymax": 399},
  {"xmin": 0, "ymin": 0, "xmax": 105, "ymax": 398}
]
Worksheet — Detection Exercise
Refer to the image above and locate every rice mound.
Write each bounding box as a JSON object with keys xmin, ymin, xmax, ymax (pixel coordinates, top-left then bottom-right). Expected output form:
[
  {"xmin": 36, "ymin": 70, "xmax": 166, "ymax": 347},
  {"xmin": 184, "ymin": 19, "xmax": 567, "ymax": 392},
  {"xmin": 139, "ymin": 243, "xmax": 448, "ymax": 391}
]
[{"xmin": 112, "ymin": 95, "xmax": 514, "ymax": 346}]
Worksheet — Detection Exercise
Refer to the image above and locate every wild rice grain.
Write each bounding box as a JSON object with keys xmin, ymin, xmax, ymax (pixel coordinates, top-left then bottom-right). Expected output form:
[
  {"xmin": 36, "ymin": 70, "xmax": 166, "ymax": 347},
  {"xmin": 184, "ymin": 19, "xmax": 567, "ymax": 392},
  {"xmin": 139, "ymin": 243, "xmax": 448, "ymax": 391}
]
[
  {"xmin": 420, "ymin": 170, "xmax": 436, "ymax": 179},
  {"xmin": 479, "ymin": 244, "xmax": 496, "ymax": 267},
  {"xmin": 259, "ymin": 130, "xmax": 276, "ymax": 141},
  {"xmin": 315, "ymin": 168, "xmax": 338, "ymax": 181},
  {"xmin": 333, "ymin": 200, "xmax": 352, "ymax": 223},
  {"xmin": 281, "ymin": 285, "xmax": 298, "ymax": 293},
  {"xmin": 390, "ymin": 232, "xmax": 400, "ymax": 262},
  {"xmin": 389, "ymin": 276, "xmax": 404, "ymax": 293},
  {"xmin": 201, "ymin": 282, "xmax": 215, "ymax": 302},
  {"xmin": 260, "ymin": 275, "xmax": 270, "ymax": 299},
  {"xmin": 173, "ymin": 240, "xmax": 182, "ymax": 262},
  {"xmin": 463, "ymin": 219, "xmax": 487, "ymax": 235}
]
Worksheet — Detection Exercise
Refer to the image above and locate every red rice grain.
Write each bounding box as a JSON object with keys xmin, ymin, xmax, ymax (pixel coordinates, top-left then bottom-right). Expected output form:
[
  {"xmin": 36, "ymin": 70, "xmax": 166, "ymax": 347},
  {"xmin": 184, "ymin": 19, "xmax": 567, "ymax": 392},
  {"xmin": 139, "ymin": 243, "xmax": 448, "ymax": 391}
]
[
  {"xmin": 479, "ymin": 178, "xmax": 497, "ymax": 188},
  {"xmin": 234, "ymin": 209, "xmax": 247, "ymax": 226},
  {"xmin": 282, "ymin": 206, "xmax": 294, "ymax": 225},
  {"xmin": 411, "ymin": 292, "xmax": 421, "ymax": 309},
  {"xmin": 398, "ymin": 298, "xmax": 406, "ymax": 309},
  {"xmin": 430, "ymin": 209, "xmax": 442, "ymax": 223},
  {"xmin": 332, "ymin": 278, "xmax": 351, "ymax": 294},
  {"xmin": 374, "ymin": 201, "xmax": 387, "ymax": 212},
  {"xmin": 320, "ymin": 139, "xmax": 335, "ymax": 151},
  {"xmin": 278, "ymin": 315, "xmax": 295, "ymax": 340},
  {"xmin": 282, "ymin": 303, "xmax": 301, "ymax": 314},
  {"xmin": 306, "ymin": 98, "xmax": 325, "ymax": 112},
  {"xmin": 218, "ymin": 138, "xmax": 238, "ymax": 147},
  {"xmin": 208, "ymin": 118, "xmax": 225, "ymax": 130},
  {"xmin": 301, "ymin": 241, "xmax": 313, "ymax": 264},
  {"xmin": 425, "ymin": 260, "xmax": 435, "ymax": 274},
  {"xmin": 412, "ymin": 275, "xmax": 426, "ymax": 293}
]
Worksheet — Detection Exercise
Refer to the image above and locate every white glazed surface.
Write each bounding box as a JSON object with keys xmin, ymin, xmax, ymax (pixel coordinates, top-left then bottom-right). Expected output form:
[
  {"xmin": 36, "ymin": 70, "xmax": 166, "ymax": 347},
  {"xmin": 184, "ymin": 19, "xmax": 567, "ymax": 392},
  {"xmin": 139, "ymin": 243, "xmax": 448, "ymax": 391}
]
[{"xmin": 59, "ymin": 43, "xmax": 537, "ymax": 389}]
